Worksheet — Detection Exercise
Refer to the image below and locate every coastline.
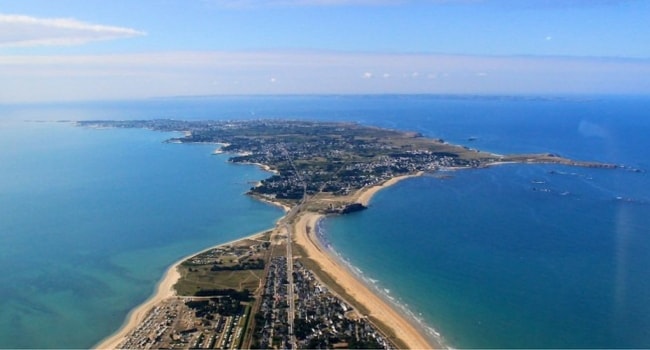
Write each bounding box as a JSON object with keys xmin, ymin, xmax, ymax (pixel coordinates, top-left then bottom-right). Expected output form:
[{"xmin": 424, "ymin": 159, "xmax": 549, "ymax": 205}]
[
  {"xmin": 253, "ymin": 193, "xmax": 291, "ymax": 212},
  {"xmin": 211, "ymin": 142, "xmax": 230, "ymax": 154},
  {"xmin": 291, "ymin": 172, "xmax": 444, "ymax": 349},
  {"xmin": 96, "ymin": 172, "xmax": 439, "ymax": 349},
  {"xmin": 313, "ymin": 218, "xmax": 446, "ymax": 348},
  {"xmin": 356, "ymin": 172, "xmax": 424, "ymax": 206},
  {"xmin": 94, "ymin": 260, "xmax": 180, "ymax": 349},
  {"xmin": 93, "ymin": 230, "xmax": 270, "ymax": 349},
  {"xmin": 292, "ymin": 213, "xmax": 442, "ymax": 349}
]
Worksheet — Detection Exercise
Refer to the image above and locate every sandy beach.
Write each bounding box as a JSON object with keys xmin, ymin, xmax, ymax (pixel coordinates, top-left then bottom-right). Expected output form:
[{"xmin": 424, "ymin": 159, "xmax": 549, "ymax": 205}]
[
  {"xmin": 292, "ymin": 211, "xmax": 440, "ymax": 349},
  {"xmin": 357, "ymin": 172, "xmax": 424, "ymax": 206},
  {"xmin": 252, "ymin": 162, "xmax": 279, "ymax": 174},
  {"xmin": 96, "ymin": 172, "xmax": 439, "ymax": 349},
  {"xmin": 290, "ymin": 172, "xmax": 444, "ymax": 349},
  {"xmin": 94, "ymin": 231, "xmax": 269, "ymax": 349},
  {"xmin": 94, "ymin": 262, "xmax": 180, "ymax": 349},
  {"xmin": 255, "ymin": 195, "xmax": 291, "ymax": 212}
]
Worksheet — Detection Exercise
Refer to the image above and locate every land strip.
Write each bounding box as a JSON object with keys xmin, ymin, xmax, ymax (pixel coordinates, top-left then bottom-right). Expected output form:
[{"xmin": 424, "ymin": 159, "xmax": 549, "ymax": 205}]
[{"xmin": 86, "ymin": 119, "xmax": 617, "ymax": 349}]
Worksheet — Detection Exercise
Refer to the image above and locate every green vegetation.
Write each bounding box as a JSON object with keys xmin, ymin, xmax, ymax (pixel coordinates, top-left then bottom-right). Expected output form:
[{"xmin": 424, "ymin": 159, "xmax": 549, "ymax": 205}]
[
  {"xmin": 175, "ymin": 268, "xmax": 264, "ymax": 296},
  {"xmin": 210, "ymin": 258, "xmax": 264, "ymax": 271},
  {"xmin": 78, "ymin": 119, "xmax": 614, "ymax": 209},
  {"xmin": 174, "ymin": 235, "xmax": 270, "ymax": 296}
]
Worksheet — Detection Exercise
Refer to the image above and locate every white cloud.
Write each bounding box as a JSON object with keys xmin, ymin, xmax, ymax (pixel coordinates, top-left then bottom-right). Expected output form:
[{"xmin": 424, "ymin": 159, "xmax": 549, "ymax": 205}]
[
  {"xmin": 0, "ymin": 14, "xmax": 145, "ymax": 47},
  {"xmin": 1, "ymin": 51, "xmax": 649, "ymax": 102}
]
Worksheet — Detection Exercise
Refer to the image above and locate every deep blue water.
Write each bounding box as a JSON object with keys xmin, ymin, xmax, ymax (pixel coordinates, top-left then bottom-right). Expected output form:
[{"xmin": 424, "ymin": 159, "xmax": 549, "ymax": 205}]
[
  {"xmin": 1, "ymin": 95, "xmax": 648, "ymax": 348},
  {"xmin": 321, "ymin": 95, "xmax": 650, "ymax": 348}
]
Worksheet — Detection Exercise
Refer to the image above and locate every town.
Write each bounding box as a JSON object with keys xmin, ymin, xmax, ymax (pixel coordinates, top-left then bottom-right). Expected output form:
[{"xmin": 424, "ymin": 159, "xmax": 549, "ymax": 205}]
[
  {"xmin": 78, "ymin": 119, "xmax": 612, "ymax": 209},
  {"xmin": 112, "ymin": 230, "xmax": 396, "ymax": 349}
]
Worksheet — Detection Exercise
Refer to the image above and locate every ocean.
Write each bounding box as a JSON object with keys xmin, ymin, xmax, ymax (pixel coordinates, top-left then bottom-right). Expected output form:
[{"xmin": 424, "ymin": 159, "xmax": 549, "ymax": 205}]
[
  {"xmin": 0, "ymin": 95, "xmax": 648, "ymax": 348},
  {"xmin": 0, "ymin": 113, "xmax": 283, "ymax": 347}
]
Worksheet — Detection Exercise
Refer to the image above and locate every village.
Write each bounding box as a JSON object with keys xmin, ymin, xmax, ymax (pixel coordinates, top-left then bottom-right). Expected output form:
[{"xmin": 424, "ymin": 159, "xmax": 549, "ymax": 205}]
[
  {"xmin": 79, "ymin": 119, "xmax": 610, "ymax": 207},
  {"xmin": 251, "ymin": 257, "xmax": 392, "ymax": 349},
  {"xmin": 113, "ymin": 230, "xmax": 395, "ymax": 349},
  {"xmin": 78, "ymin": 119, "xmax": 499, "ymax": 205}
]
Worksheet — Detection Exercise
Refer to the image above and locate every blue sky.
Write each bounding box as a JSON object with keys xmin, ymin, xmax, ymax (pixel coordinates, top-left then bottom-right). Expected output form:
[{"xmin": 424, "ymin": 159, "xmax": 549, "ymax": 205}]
[{"xmin": 1, "ymin": 0, "xmax": 649, "ymax": 102}]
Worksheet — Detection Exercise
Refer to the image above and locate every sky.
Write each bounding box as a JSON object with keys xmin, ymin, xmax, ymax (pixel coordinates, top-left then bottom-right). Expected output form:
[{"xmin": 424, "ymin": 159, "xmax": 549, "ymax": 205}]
[{"xmin": 1, "ymin": 0, "xmax": 650, "ymax": 102}]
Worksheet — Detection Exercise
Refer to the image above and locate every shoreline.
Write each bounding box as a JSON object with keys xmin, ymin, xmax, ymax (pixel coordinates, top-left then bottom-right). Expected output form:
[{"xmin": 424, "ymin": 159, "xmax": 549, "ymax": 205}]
[
  {"xmin": 211, "ymin": 142, "xmax": 230, "ymax": 154},
  {"xmin": 94, "ymin": 262, "xmax": 180, "ymax": 349},
  {"xmin": 291, "ymin": 172, "xmax": 445, "ymax": 349},
  {"xmin": 310, "ymin": 214, "xmax": 447, "ymax": 348},
  {"xmin": 293, "ymin": 212, "xmax": 442, "ymax": 349},
  {"xmin": 96, "ymin": 172, "xmax": 440, "ymax": 349},
  {"xmin": 315, "ymin": 217, "xmax": 452, "ymax": 349},
  {"xmin": 252, "ymin": 193, "xmax": 291, "ymax": 212},
  {"xmin": 356, "ymin": 172, "xmax": 424, "ymax": 206},
  {"xmin": 93, "ymin": 230, "xmax": 271, "ymax": 349}
]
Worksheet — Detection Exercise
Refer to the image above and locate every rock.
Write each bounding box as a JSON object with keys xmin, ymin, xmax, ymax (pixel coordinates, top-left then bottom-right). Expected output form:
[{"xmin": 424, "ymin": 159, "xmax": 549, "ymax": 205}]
[{"xmin": 339, "ymin": 203, "xmax": 367, "ymax": 214}]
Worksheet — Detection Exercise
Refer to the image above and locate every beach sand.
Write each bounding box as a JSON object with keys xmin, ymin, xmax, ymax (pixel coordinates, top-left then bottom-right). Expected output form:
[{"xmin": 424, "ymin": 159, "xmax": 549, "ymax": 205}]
[
  {"xmin": 96, "ymin": 172, "xmax": 440, "ymax": 349},
  {"xmin": 94, "ymin": 231, "xmax": 268, "ymax": 349},
  {"xmin": 290, "ymin": 172, "xmax": 443, "ymax": 349},
  {"xmin": 357, "ymin": 172, "xmax": 424, "ymax": 206},
  {"xmin": 253, "ymin": 194, "xmax": 291, "ymax": 212},
  {"xmin": 292, "ymin": 209, "xmax": 441, "ymax": 349},
  {"xmin": 94, "ymin": 263, "xmax": 180, "ymax": 349}
]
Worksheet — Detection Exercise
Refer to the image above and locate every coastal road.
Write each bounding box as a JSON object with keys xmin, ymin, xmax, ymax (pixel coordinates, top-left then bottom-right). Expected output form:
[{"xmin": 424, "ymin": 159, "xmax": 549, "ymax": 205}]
[
  {"xmin": 286, "ymin": 223, "xmax": 295, "ymax": 348},
  {"xmin": 283, "ymin": 201, "xmax": 305, "ymax": 349},
  {"xmin": 279, "ymin": 146, "xmax": 307, "ymax": 349}
]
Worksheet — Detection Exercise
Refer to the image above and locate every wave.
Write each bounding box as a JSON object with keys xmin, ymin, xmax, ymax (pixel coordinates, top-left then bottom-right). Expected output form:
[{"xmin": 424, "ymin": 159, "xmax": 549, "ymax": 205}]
[{"xmin": 315, "ymin": 218, "xmax": 448, "ymax": 348}]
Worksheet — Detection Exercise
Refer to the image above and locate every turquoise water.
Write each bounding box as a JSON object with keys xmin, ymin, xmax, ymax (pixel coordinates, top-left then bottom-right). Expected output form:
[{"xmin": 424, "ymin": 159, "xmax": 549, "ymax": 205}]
[
  {"xmin": 0, "ymin": 120, "xmax": 282, "ymax": 348},
  {"xmin": 1, "ymin": 95, "xmax": 649, "ymax": 348}
]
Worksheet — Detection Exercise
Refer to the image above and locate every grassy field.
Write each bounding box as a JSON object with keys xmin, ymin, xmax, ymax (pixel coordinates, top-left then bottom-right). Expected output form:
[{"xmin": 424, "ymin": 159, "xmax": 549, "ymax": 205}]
[
  {"xmin": 175, "ymin": 267, "xmax": 265, "ymax": 296},
  {"xmin": 174, "ymin": 235, "xmax": 271, "ymax": 296}
]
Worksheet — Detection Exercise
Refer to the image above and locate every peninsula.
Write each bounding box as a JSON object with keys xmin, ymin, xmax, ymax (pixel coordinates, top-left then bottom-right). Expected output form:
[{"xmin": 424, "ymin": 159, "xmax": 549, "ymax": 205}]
[
  {"xmin": 83, "ymin": 119, "xmax": 615, "ymax": 349},
  {"xmin": 78, "ymin": 119, "xmax": 614, "ymax": 210}
]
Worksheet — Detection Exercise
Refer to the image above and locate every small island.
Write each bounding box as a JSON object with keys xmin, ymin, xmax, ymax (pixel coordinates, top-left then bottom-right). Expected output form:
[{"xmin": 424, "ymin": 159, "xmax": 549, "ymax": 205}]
[{"xmin": 84, "ymin": 119, "xmax": 616, "ymax": 349}]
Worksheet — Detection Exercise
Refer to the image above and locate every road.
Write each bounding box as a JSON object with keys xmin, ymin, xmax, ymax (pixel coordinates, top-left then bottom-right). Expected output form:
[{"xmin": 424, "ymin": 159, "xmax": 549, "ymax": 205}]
[{"xmin": 279, "ymin": 146, "xmax": 307, "ymax": 349}]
